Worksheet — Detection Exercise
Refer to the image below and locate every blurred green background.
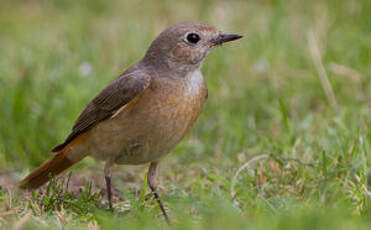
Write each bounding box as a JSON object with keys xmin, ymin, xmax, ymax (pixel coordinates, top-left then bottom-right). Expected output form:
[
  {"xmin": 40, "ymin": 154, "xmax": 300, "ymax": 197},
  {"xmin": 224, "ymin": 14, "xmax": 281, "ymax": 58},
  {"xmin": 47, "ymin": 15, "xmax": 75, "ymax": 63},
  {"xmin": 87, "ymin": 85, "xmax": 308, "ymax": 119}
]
[{"xmin": 0, "ymin": 0, "xmax": 370, "ymax": 229}]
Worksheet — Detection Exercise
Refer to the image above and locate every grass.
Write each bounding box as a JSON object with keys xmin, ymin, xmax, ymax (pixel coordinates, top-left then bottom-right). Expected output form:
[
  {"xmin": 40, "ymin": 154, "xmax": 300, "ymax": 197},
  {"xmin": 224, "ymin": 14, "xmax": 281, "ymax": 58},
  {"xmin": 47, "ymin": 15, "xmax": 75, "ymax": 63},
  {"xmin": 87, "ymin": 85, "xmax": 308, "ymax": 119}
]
[{"xmin": 0, "ymin": 0, "xmax": 370, "ymax": 229}]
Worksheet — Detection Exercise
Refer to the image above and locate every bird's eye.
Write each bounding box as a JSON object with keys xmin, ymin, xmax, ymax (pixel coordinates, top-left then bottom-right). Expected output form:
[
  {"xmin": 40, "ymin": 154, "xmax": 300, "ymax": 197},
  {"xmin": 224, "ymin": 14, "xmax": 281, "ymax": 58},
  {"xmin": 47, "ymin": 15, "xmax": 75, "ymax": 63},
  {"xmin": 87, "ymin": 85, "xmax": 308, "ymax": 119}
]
[{"xmin": 186, "ymin": 33, "xmax": 200, "ymax": 44}]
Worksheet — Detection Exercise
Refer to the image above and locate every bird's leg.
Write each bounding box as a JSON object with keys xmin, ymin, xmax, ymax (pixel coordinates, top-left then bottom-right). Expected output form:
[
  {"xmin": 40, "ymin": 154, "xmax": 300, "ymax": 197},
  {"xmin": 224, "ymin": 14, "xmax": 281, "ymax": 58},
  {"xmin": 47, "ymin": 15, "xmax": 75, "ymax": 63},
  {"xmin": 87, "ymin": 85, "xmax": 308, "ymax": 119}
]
[
  {"xmin": 147, "ymin": 162, "xmax": 170, "ymax": 223},
  {"xmin": 104, "ymin": 160, "xmax": 113, "ymax": 211}
]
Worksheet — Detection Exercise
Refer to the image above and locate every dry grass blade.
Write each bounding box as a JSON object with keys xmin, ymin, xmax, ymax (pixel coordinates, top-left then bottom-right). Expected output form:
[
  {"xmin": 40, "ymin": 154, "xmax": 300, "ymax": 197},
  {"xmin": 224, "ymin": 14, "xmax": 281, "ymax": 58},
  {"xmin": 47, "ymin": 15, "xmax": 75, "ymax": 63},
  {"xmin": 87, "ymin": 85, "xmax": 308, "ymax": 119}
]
[
  {"xmin": 230, "ymin": 154, "xmax": 269, "ymax": 199},
  {"xmin": 13, "ymin": 212, "xmax": 31, "ymax": 230},
  {"xmin": 328, "ymin": 62, "xmax": 362, "ymax": 82},
  {"xmin": 307, "ymin": 29, "xmax": 337, "ymax": 108}
]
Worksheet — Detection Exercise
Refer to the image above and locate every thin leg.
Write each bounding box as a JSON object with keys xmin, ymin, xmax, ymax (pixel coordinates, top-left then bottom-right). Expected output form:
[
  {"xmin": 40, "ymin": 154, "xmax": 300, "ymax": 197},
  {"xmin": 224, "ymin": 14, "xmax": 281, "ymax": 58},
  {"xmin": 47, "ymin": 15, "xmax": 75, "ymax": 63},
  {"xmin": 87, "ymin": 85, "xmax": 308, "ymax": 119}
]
[
  {"xmin": 147, "ymin": 162, "xmax": 170, "ymax": 224},
  {"xmin": 104, "ymin": 161, "xmax": 113, "ymax": 211}
]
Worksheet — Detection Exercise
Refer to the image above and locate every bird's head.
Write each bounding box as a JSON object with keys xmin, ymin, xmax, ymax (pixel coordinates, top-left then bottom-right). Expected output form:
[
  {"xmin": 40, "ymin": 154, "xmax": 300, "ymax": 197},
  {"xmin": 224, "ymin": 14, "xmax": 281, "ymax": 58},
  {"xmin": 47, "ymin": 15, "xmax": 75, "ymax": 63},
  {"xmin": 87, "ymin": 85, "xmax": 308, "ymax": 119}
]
[{"xmin": 143, "ymin": 22, "xmax": 243, "ymax": 74}]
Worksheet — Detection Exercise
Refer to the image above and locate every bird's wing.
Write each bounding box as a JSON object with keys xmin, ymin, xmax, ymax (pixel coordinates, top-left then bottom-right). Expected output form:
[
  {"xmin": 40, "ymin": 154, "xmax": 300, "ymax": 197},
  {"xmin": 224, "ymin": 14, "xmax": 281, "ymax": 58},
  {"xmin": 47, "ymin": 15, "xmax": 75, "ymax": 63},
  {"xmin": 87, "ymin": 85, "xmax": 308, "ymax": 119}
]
[{"xmin": 51, "ymin": 67, "xmax": 152, "ymax": 152}]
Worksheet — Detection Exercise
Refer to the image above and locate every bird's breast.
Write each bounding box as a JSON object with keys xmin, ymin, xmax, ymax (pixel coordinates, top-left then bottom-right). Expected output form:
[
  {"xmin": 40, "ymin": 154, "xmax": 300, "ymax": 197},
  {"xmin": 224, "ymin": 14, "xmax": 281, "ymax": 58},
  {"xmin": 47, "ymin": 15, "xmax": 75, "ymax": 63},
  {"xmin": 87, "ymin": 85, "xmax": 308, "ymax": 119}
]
[
  {"xmin": 89, "ymin": 70, "xmax": 208, "ymax": 165},
  {"xmin": 125, "ymin": 70, "xmax": 208, "ymax": 158}
]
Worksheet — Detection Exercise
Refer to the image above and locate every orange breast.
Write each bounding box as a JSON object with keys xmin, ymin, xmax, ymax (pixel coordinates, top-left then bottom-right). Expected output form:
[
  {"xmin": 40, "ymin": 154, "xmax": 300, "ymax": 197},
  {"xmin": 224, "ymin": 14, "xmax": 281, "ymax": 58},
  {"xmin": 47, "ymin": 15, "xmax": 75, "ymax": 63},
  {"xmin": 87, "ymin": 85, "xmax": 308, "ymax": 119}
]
[{"xmin": 83, "ymin": 71, "xmax": 208, "ymax": 165}]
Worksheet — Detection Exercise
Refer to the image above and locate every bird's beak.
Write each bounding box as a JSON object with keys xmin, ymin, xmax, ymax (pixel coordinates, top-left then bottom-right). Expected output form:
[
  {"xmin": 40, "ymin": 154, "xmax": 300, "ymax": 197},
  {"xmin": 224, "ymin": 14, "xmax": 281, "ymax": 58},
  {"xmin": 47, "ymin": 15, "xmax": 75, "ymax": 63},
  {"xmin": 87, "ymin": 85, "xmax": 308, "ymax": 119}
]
[{"xmin": 211, "ymin": 33, "xmax": 243, "ymax": 46}]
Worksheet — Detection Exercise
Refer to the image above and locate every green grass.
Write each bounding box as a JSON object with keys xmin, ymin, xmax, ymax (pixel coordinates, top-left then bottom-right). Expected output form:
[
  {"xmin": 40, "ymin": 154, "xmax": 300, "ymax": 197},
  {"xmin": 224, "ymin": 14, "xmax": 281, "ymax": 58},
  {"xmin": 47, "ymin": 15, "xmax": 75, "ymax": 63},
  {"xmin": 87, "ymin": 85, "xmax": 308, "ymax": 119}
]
[{"xmin": 0, "ymin": 0, "xmax": 370, "ymax": 229}]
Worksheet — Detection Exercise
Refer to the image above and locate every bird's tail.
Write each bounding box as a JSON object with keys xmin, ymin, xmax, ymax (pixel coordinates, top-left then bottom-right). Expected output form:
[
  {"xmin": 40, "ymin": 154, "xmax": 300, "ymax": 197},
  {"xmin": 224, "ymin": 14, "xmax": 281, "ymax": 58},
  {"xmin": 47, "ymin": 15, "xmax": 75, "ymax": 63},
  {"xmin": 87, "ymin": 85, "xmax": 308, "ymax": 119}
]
[{"xmin": 19, "ymin": 148, "xmax": 85, "ymax": 190}]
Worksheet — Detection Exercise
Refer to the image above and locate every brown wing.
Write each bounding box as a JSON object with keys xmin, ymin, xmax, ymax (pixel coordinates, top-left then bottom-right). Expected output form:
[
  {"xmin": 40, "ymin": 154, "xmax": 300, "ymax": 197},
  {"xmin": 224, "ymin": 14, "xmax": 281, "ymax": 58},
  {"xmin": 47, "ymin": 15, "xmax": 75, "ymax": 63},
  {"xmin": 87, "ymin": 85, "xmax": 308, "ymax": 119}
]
[{"xmin": 51, "ymin": 67, "xmax": 151, "ymax": 152}]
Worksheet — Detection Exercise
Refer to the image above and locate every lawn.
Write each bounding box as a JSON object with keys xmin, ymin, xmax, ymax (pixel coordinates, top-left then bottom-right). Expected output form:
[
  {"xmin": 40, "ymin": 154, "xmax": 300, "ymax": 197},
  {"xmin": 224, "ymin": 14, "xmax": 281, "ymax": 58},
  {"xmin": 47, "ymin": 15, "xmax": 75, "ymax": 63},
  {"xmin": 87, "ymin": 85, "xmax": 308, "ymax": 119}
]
[{"xmin": 0, "ymin": 0, "xmax": 370, "ymax": 229}]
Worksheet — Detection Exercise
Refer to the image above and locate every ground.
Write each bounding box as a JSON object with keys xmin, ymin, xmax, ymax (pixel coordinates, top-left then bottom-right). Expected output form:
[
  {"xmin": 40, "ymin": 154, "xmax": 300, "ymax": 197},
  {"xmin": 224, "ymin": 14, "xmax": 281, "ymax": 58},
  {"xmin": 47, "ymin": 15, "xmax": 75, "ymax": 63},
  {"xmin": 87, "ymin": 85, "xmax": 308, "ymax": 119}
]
[{"xmin": 0, "ymin": 0, "xmax": 370, "ymax": 229}]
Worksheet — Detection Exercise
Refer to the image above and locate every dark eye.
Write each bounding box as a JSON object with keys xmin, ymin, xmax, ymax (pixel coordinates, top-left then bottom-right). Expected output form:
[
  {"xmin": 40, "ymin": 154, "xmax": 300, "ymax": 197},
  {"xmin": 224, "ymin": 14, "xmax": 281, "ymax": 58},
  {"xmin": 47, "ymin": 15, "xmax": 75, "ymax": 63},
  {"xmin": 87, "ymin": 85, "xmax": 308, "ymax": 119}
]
[{"xmin": 186, "ymin": 33, "xmax": 200, "ymax": 44}]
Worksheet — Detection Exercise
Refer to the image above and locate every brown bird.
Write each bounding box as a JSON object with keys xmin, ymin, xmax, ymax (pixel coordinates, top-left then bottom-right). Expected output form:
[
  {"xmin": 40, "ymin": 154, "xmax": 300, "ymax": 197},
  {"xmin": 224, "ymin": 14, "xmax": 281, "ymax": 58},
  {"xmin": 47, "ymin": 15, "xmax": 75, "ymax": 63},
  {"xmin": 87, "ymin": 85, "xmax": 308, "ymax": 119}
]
[{"xmin": 19, "ymin": 22, "xmax": 242, "ymax": 221}]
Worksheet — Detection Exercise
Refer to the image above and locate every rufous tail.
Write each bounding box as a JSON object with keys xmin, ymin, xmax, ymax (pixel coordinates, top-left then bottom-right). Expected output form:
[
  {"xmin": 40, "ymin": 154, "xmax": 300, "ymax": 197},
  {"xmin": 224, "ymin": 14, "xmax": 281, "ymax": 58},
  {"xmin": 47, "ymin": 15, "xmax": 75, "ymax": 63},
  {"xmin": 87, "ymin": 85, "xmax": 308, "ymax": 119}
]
[{"xmin": 19, "ymin": 149, "xmax": 84, "ymax": 190}]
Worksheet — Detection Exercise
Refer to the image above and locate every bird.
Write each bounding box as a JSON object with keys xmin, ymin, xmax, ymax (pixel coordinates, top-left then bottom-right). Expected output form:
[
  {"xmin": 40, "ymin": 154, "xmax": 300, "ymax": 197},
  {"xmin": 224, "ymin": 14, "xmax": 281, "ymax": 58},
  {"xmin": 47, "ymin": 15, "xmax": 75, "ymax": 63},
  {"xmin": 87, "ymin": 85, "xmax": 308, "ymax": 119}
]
[{"xmin": 19, "ymin": 22, "xmax": 242, "ymax": 222}]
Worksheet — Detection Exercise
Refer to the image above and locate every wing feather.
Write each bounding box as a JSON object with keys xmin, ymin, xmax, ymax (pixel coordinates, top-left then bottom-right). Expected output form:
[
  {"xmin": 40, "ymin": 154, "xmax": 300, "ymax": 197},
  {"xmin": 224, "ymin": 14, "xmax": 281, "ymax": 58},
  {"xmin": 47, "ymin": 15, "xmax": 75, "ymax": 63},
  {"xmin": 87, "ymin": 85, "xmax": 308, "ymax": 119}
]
[{"xmin": 51, "ymin": 67, "xmax": 151, "ymax": 152}]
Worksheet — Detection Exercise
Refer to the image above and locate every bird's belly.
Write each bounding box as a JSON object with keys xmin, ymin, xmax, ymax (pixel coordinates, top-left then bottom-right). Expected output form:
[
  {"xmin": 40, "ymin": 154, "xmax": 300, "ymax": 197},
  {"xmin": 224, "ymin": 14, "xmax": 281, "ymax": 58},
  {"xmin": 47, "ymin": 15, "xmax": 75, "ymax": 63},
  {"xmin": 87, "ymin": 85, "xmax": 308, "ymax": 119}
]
[
  {"xmin": 86, "ymin": 81, "xmax": 207, "ymax": 165},
  {"xmin": 114, "ymin": 108, "xmax": 197, "ymax": 164}
]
